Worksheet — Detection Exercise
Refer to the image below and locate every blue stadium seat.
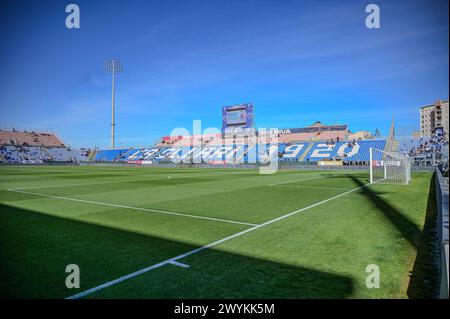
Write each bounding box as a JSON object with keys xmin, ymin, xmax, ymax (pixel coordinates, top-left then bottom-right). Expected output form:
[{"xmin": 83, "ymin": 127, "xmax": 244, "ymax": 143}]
[{"xmin": 93, "ymin": 139, "xmax": 388, "ymax": 164}]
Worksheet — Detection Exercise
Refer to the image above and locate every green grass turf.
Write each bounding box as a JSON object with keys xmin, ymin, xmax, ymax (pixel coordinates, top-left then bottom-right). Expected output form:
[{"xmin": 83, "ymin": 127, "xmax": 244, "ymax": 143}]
[{"xmin": 0, "ymin": 165, "xmax": 434, "ymax": 298}]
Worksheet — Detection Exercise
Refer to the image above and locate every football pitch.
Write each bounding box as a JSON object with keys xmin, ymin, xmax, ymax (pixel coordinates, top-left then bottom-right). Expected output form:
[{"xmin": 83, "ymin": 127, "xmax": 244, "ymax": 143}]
[{"xmin": 0, "ymin": 165, "xmax": 434, "ymax": 298}]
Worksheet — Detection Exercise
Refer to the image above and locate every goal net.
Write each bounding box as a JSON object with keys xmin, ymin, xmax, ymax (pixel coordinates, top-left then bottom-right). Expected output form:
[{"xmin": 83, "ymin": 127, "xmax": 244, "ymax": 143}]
[{"xmin": 369, "ymin": 147, "xmax": 411, "ymax": 185}]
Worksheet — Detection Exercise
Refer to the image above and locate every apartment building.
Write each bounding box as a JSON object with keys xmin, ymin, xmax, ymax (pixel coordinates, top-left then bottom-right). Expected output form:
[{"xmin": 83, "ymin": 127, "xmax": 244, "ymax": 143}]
[{"xmin": 420, "ymin": 99, "xmax": 449, "ymax": 139}]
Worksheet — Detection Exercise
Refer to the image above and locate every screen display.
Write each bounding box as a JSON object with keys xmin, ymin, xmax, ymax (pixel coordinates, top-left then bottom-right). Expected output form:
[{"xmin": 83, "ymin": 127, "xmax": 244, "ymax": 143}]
[
  {"xmin": 221, "ymin": 103, "xmax": 254, "ymax": 132},
  {"xmin": 226, "ymin": 110, "xmax": 246, "ymax": 125}
]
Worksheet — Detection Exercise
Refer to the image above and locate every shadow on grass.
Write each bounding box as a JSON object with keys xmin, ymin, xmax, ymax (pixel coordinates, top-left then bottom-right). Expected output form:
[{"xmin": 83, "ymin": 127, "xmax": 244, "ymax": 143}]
[
  {"xmin": 407, "ymin": 174, "xmax": 440, "ymax": 298},
  {"xmin": 347, "ymin": 174, "xmax": 440, "ymax": 298},
  {"xmin": 347, "ymin": 175, "xmax": 421, "ymax": 249},
  {"xmin": 0, "ymin": 203, "xmax": 353, "ymax": 299}
]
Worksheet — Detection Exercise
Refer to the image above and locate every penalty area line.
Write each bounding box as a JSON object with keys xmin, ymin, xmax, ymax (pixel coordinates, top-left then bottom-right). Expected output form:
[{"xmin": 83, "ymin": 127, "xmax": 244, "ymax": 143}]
[
  {"xmin": 65, "ymin": 181, "xmax": 371, "ymax": 299},
  {"xmin": 270, "ymin": 185, "xmax": 353, "ymax": 191}
]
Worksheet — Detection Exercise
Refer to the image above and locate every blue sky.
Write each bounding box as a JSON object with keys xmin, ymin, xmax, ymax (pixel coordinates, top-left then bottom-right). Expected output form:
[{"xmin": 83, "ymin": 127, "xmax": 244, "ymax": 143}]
[{"xmin": 0, "ymin": 0, "xmax": 448, "ymax": 148}]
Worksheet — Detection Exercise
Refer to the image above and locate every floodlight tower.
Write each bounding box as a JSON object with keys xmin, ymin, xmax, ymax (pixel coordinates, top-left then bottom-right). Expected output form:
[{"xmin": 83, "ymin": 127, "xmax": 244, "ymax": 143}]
[{"xmin": 104, "ymin": 59, "xmax": 123, "ymax": 149}]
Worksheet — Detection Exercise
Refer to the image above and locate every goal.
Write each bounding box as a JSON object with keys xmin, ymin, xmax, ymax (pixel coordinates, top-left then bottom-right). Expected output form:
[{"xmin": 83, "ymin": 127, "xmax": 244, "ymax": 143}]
[{"xmin": 369, "ymin": 147, "xmax": 411, "ymax": 185}]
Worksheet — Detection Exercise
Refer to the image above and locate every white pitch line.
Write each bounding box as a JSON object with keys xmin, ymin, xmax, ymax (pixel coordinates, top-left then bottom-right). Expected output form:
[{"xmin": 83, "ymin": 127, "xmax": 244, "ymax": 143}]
[
  {"xmin": 268, "ymin": 174, "xmax": 326, "ymax": 186},
  {"xmin": 270, "ymin": 185, "xmax": 352, "ymax": 191},
  {"xmin": 7, "ymin": 189, "xmax": 258, "ymax": 227},
  {"xmin": 66, "ymin": 181, "xmax": 370, "ymax": 299},
  {"xmin": 169, "ymin": 261, "xmax": 190, "ymax": 268}
]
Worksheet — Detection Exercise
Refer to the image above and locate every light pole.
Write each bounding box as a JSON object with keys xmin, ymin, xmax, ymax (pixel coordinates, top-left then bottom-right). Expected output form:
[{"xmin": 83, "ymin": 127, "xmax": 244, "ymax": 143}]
[{"xmin": 105, "ymin": 59, "xmax": 123, "ymax": 149}]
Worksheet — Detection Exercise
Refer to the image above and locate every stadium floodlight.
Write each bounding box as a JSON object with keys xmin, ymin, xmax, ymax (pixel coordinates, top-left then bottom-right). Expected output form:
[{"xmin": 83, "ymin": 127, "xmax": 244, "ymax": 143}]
[
  {"xmin": 369, "ymin": 147, "xmax": 411, "ymax": 185},
  {"xmin": 104, "ymin": 59, "xmax": 123, "ymax": 149}
]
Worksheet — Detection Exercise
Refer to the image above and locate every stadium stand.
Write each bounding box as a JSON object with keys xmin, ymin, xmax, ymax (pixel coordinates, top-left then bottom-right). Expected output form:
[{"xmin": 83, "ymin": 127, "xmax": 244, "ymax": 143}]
[
  {"xmin": 92, "ymin": 139, "xmax": 386, "ymax": 164},
  {"xmin": 156, "ymin": 122, "xmax": 350, "ymax": 147},
  {"xmin": 0, "ymin": 129, "xmax": 65, "ymax": 147},
  {"xmin": 93, "ymin": 149, "xmax": 130, "ymax": 162},
  {"xmin": 46, "ymin": 147, "xmax": 87, "ymax": 162},
  {"xmin": 91, "ymin": 122, "xmax": 380, "ymax": 164},
  {"xmin": 0, "ymin": 145, "xmax": 50, "ymax": 163},
  {"xmin": 0, "ymin": 129, "xmax": 89, "ymax": 163},
  {"xmin": 396, "ymin": 133, "xmax": 448, "ymax": 169},
  {"xmin": 398, "ymin": 136, "xmax": 448, "ymax": 158},
  {"xmin": 0, "ymin": 145, "xmax": 88, "ymax": 163}
]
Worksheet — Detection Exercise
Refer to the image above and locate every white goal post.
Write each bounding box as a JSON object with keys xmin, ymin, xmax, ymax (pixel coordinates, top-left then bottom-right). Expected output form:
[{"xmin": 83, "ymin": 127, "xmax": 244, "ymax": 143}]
[{"xmin": 369, "ymin": 147, "xmax": 411, "ymax": 185}]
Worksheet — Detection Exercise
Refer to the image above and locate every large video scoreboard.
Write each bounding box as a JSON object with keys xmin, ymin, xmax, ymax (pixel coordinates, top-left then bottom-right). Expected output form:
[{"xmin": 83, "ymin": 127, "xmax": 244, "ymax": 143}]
[{"xmin": 221, "ymin": 103, "xmax": 254, "ymax": 133}]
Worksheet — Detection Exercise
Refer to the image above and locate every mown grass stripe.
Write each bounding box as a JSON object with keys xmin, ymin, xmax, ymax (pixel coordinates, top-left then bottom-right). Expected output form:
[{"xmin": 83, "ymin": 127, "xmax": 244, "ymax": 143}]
[{"xmin": 7, "ymin": 189, "xmax": 258, "ymax": 227}]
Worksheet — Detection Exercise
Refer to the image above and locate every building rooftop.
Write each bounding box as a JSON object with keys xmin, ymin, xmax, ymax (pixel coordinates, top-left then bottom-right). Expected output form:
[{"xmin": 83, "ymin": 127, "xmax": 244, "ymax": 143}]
[{"xmin": 420, "ymin": 99, "xmax": 449, "ymax": 109}]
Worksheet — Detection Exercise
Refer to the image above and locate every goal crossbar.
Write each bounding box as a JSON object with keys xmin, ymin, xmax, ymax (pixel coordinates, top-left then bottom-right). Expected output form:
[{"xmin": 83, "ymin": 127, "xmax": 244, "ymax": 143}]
[{"xmin": 369, "ymin": 147, "xmax": 411, "ymax": 185}]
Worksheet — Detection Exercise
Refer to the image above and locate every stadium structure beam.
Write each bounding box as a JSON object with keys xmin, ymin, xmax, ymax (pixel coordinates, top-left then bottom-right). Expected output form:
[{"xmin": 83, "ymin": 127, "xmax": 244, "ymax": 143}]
[{"xmin": 104, "ymin": 59, "xmax": 123, "ymax": 149}]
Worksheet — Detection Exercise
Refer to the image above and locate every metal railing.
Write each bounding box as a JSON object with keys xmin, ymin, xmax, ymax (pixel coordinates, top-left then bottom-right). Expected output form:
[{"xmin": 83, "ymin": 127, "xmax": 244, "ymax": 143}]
[{"xmin": 436, "ymin": 167, "xmax": 449, "ymax": 299}]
